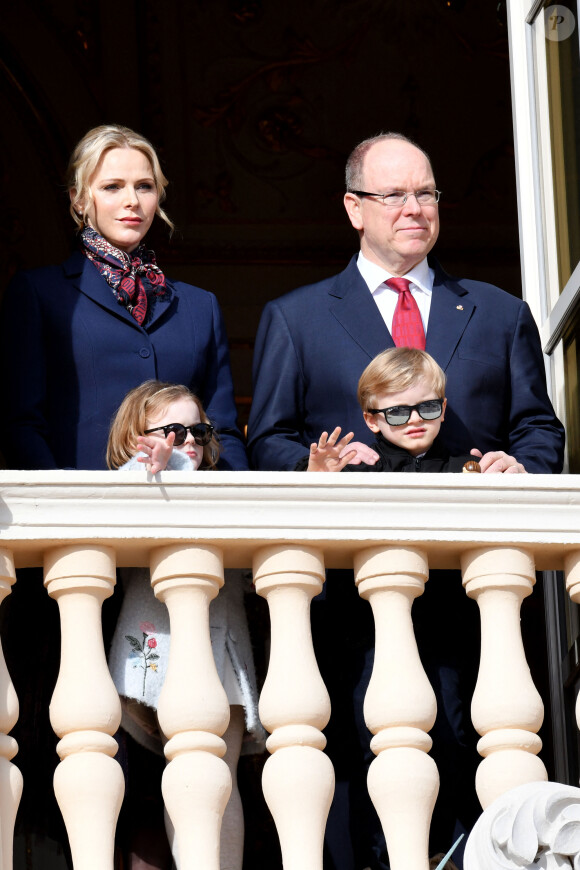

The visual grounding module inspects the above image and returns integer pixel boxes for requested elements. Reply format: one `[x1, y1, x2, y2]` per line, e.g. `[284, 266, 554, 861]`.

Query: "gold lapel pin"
[456, 305, 464, 310]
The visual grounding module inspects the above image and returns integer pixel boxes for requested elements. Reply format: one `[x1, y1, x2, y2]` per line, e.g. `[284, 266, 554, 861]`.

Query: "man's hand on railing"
[339, 440, 380, 465]
[470, 448, 527, 474]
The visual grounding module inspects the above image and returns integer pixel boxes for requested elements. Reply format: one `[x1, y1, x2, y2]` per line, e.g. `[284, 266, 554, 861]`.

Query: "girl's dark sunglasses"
[144, 422, 214, 446]
[367, 399, 444, 426]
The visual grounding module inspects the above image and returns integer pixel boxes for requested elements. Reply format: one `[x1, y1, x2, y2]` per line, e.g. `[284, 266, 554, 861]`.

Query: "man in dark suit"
[247, 133, 563, 474]
[247, 133, 564, 870]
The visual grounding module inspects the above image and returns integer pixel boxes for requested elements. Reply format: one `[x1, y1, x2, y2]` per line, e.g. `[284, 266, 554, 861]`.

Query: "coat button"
[139, 348, 151, 358]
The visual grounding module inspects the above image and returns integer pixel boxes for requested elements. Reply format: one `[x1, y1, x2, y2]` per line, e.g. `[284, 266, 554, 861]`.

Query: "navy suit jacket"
[0, 252, 247, 471]
[247, 255, 564, 473]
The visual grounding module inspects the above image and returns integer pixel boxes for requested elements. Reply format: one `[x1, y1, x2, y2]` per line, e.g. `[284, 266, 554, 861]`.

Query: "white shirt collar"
[357, 252, 433, 296]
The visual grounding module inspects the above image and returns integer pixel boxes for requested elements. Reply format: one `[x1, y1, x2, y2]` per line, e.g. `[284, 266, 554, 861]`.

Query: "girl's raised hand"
[136, 431, 175, 474]
[307, 427, 356, 472]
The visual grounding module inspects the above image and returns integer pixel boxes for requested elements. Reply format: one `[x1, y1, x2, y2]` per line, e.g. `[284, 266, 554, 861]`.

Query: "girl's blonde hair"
[357, 347, 446, 411]
[107, 381, 220, 470]
[66, 124, 174, 232]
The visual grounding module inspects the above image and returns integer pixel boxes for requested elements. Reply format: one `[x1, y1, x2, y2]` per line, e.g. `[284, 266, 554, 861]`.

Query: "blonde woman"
[0, 126, 250, 870]
[1, 123, 246, 471]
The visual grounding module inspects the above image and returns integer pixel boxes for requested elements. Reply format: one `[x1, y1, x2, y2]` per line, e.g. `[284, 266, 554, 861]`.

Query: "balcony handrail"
[0, 470, 579, 569]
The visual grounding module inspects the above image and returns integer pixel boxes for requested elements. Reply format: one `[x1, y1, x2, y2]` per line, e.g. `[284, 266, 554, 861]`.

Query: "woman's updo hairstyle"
[66, 124, 173, 232]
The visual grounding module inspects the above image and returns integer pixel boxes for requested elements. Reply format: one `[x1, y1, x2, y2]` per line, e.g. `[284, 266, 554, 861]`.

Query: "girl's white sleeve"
[119, 451, 195, 471]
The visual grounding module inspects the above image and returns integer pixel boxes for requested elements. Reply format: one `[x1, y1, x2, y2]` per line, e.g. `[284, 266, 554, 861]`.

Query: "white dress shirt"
[356, 252, 434, 334]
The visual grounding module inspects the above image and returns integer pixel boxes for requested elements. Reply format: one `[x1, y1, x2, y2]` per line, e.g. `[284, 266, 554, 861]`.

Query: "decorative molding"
[464, 780, 580, 868]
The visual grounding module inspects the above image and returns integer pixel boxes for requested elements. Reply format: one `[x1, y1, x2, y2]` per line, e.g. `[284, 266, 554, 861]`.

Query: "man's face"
[344, 140, 440, 275]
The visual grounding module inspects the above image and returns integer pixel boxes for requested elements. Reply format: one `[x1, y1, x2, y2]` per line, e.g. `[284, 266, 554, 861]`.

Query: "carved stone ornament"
[464, 781, 580, 869]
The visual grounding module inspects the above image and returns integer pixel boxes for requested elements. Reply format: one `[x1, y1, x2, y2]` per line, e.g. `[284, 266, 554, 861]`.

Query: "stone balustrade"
[0, 470, 579, 870]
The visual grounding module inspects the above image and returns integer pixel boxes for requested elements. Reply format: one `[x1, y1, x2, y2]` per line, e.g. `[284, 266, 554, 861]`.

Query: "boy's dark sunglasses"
[367, 399, 444, 426]
[144, 422, 214, 446]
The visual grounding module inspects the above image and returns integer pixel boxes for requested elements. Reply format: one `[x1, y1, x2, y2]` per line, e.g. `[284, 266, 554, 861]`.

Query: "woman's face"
[83, 147, 158, 253]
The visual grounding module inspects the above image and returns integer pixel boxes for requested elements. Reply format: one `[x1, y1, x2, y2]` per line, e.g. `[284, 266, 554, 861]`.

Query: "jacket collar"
[62, 250, 174, 330]
[328, 256, 394, 361]
[374, 432, 450, 464]
[327, 254, 475, 374]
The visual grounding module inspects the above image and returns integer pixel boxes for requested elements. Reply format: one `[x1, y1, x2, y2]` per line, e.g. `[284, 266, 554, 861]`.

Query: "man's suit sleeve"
[247, 300, 310, 470]
[507, 301, 565, 473]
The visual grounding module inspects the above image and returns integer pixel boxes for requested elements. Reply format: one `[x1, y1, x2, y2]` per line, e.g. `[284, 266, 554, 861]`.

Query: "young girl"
[107, 380, 264, 870]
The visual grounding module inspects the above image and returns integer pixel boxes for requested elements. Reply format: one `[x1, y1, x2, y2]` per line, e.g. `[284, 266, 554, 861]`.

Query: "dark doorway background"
[0, 0, 520, 432]
[0, 2, 535, 868]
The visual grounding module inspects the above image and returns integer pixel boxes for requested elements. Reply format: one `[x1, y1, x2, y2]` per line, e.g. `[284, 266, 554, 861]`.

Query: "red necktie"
[387, 277, 426, 350]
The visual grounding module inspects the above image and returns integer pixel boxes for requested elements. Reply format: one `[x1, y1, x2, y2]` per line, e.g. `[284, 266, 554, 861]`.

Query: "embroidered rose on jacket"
[125, 623, 160, 696]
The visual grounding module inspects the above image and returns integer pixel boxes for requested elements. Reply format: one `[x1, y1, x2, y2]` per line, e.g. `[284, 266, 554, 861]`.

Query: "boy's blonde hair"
[67, 124, 173, 232]
[107, 380, 220, 470]
[357, 347, 446, 411]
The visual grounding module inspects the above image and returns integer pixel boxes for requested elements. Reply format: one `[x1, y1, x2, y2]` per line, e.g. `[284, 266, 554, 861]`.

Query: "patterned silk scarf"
[79, 226, 167, 325]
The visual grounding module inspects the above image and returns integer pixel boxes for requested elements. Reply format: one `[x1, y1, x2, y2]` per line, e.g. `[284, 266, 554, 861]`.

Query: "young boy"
[306, 347, 501, 474]
[306, 347, 496, 867]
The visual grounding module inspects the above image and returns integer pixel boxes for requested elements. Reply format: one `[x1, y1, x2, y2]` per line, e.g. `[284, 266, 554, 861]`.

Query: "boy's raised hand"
[136, 431, 176, 474]
[307, 427, 356, 472]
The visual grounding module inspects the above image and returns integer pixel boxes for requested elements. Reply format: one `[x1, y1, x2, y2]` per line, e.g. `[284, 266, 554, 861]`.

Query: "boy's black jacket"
[340, 433, 476, 473]
[295, 433, 478, 472]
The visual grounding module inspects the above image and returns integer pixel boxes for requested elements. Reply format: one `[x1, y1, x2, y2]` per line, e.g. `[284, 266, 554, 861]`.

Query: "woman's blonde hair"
[66, 124, 174, 232]
[107, 380, 220, 470]
[357, 347, 446, 411]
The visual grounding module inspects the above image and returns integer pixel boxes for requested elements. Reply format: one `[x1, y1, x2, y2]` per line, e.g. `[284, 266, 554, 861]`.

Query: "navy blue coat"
[0, 252, 247, 470]
[248, 256, 564, 473]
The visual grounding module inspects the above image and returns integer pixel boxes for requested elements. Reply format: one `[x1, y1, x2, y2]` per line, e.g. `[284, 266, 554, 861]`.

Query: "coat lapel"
[328, 257, 394, 361]
[62, 252, 174, 331]
[63, 252, 138, 322]
[326, 256, 476, 370]
[425, 261, 475, 372]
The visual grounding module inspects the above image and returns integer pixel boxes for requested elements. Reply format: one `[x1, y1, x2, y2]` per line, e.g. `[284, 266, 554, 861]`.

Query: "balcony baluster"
[354, 545, 439, 870]
[44, 545, 124, 870]
[152, 544, 231, 870]
[253, 545, 334, 870]
[461, 547, 547, 809]
[0, 548, 22, 870]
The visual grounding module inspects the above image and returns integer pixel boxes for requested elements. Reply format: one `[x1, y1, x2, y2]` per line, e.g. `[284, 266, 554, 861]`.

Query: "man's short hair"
[345, 132, 433, 191]
[357, 347, 446, 411]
